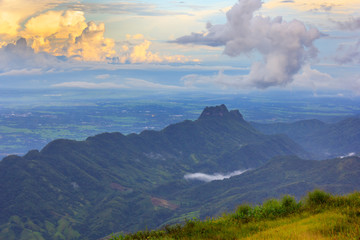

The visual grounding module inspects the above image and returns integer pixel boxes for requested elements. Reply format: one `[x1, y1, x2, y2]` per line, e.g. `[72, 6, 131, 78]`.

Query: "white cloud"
[52, 81, 127, 89]
[334, 17, 360, 31]
[67, 2, 192, 16]
[174, 0, 321, 89]
[52, 78, 184, 90]
[95, 74, 110, 79]
[181, 71, 250, 89]
[0, 68, 44, 76]
[291, 65, 360, 94]
[335, 40, 360, 64]
[340, 152, 357, 158]
[124, 77, 184, 90]
[181, 64, 360, 94]
[292, 65, 336, 90]
[184, 169, 248, 182]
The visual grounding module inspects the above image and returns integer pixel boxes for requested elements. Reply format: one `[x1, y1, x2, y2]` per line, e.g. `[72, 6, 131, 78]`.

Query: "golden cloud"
[0, 1, 198, 63]
[67, 21, 116, 61]
[19, 10, 115, 61]
[0, 0, 68, 38]
[119, 34, 199, 64]
[24, 10, 86, 39]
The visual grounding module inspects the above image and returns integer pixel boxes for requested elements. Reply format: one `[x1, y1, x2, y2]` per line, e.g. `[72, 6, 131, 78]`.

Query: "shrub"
[305, 189, 331, 207]
[261, 199, 282, 218]
[233, 195, 302, 222]
[281, 195, 301, 214]
[234, 204, 252, 220]
[347, 192, 360, 207]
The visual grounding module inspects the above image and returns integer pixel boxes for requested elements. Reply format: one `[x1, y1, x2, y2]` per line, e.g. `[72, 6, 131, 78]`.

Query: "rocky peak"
[198, 104, 244, 121]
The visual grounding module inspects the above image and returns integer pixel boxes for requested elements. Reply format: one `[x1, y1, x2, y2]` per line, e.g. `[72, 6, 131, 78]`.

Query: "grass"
[110, 190, 360, 240]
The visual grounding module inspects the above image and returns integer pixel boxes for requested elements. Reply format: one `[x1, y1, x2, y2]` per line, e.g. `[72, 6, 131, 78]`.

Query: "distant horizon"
[1, 92, 360, 158]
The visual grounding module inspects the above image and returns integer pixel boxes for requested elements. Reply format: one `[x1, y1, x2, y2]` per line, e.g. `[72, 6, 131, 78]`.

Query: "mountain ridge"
[1, 104, 358, 239]
[251, 116, 360, 159]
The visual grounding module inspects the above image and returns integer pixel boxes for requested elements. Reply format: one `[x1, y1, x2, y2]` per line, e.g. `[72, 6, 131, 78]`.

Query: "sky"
[0, 0, 360, 95]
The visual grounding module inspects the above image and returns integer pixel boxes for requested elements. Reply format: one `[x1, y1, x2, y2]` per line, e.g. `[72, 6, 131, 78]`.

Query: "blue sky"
[0, 0, 359, 95]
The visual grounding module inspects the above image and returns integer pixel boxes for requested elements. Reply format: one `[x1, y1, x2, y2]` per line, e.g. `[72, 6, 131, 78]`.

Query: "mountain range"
[1, 104, 359, 240]
[251, 117, 360, 159]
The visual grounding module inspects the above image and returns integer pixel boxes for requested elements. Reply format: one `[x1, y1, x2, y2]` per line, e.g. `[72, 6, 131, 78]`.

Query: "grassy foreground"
[110, 190, 360, 240]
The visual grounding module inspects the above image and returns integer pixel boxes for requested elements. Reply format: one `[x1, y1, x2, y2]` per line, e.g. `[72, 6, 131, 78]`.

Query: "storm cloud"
[174, 0, 321, 88]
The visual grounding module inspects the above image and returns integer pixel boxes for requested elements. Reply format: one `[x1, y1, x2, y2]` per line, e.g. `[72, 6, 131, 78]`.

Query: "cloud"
[291, 65, 360, 94]
[264, 0, 358, 13]
[292, 65, 336, 89]
[52, 78, 184, 90]
[333, 18, 360, 66]
[184, 170, 248, 182]
[52, 81, 127, 89]
[0, 0, 70, 39]
[24, 10, 86, 40]
[69, 21, 116, 61]
[181, 64, 360, 93]
[124, 78, 184, 90]
[173, 0, 321, 89]
[335, 40, 360, 64]
[340, 152, 357, 158]
[96, 74, 110, 79]
[181, 71, 250, 89]
[22, 10, 116, 62]
[0, 4, 194, 64]
[0, 38, 60, 71]
[68, 2, 191, 16]
[334, 17, 360, 31]
[118, 34, 199, 64]
[0, 68, 44, 76]
[311, 4, 335, 12]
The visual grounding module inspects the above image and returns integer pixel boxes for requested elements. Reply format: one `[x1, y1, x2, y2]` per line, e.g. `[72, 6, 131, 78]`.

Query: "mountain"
[251, 117, 360, 159]
[165, 155, 360, 220]
[0, 104, 309, 239]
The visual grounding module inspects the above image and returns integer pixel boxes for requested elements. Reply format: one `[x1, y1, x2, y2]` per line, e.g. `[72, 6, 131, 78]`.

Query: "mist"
[184, 169, 248, 182]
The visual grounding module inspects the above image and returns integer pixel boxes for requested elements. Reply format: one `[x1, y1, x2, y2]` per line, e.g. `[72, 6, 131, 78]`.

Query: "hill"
[0, 105, 308, 239]
[110, 190, 360, 240]
[169, 155, 360, 219]
[251, 117, 360, 159]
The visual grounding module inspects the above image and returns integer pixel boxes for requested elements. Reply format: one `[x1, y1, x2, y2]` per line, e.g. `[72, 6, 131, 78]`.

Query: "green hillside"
[1, 105, 360, 239]
[111, 190, 360, 240]
[251, 117, 360, 159]
[152, 155, 360, 222]
[0, 105, 309, 239]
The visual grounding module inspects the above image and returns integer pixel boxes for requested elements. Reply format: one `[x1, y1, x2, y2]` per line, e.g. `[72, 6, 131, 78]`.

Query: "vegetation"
[252, 117, 360, 159]
[1, 105, 359, 239]
[110, 190, 360, 240]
